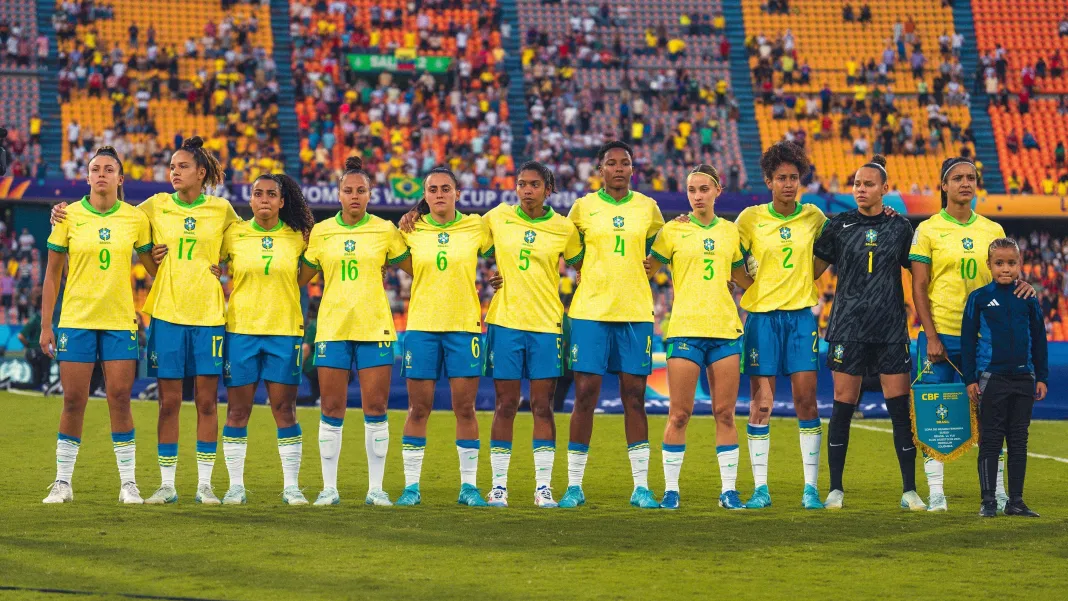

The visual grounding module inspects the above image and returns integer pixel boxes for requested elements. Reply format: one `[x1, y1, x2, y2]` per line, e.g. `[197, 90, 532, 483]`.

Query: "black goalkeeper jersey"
[813, 210, 913, 344]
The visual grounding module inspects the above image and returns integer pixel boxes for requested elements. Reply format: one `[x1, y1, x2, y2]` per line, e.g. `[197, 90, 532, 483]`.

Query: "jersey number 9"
[99, 248, 111, 270]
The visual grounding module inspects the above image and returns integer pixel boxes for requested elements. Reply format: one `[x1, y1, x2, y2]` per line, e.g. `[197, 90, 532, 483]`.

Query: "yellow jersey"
[650, 216, 745, 339]
[483, 204, 584, 334]
[402, 212, 492, 334]
[302, 212, 410, 342]
[736, 202, 826, 313]
[139, 192, 241, 326]
[567, 189, 665, 322]
[46, 198, 152, 331]
[221, 220, 308, 336]
[909, 209, 1005, 336]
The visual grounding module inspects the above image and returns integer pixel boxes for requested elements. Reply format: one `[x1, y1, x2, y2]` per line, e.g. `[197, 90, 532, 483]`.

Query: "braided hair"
[517, 160, 556, 195]
[416, 166, 461, 215]
[252, 173, 315, 237]
[177, 136, 224, 190]
[89, 145, 125, 200]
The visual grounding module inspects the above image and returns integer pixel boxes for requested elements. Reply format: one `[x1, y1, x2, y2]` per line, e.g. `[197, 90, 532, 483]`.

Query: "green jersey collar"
[939, 208, 977, 226]
[688, 213, 719, 229]
[516, 204, 555, 223]
[425, 211, 464, 228]
[597, 188, 634, 205]
[767, 201, 803, 220]
[80, 196, 122, 217]
[171, 192, 207, 209]
[335, 211, 370, 229]
[251, 219, 285, 232]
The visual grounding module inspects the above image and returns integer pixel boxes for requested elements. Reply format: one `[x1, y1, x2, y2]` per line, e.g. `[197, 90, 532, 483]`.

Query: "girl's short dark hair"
[517, 160, 556, 194]
[987, 237, 1020, 259]
[760, 141, 809, 181]
[596, 140, 633, 164]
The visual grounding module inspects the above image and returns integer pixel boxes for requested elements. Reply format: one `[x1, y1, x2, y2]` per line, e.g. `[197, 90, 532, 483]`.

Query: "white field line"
[850, 422, 1068, 464]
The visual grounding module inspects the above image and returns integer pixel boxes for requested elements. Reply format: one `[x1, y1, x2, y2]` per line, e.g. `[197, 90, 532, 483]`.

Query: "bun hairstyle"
[416, 166, 461, 215]
[253, 173, 315, 236]
[938, 156, 978, 208]
[859, 154, 888, 183]
[760, 140, 810, 181]
[177, 135, 224, 190]
[517, 160, 556, 194]
[687, 163, 721, 188]
[89, 145, 125, 200]
[339, 155, 371, 188]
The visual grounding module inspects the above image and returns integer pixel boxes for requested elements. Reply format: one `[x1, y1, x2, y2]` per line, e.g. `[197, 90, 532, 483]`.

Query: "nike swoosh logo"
[641, 361, 650, 367]
[291, 370, 301, 376]
[75, 221, 87, 226]
[589, 211, 601, 216]
[829, 443, 843, 447]
[808, 451, 819, 455]
[380, 351, 392, 357]
[681, 233, 693, 238]
[727, 463, 737, 467]
[127, 345, 137, 351]
[755, 452, 766, 456]
[842, 223, 858, 228]
[505, 220, 516, 225]
[470, 362, 480, 368]
[162, 209, 172, 214]
[757, 224, 768, 228]
[374, 438, 388, 442]
[214, 360, 223, 367]
[940, 233, 952, 238]
[902, 447, 915, 452]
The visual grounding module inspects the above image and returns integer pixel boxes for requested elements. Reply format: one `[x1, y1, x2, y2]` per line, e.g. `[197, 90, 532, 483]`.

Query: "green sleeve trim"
[732, 258, 746, 268]
[300, 255, 319, 269]
[908, 254, 932, 265]
[388, 249, 411, 265]
[645, 237, 656, 255]
[135, 243, 153, 254]
[480, 245, 495, 258]
[650, 249, 671, 264]
[739, 243, 750, 256]
[47, 243, 67, 253]
[565, 248, 585, 266]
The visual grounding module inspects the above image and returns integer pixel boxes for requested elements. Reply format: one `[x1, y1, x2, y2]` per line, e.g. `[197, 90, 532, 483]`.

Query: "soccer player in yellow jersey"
[559, 141, 666, 510]
[299, 157, 410, 507]
[480, 162, 584, 508]
[395, 167, 493, 507]
[645, 165, 752, 511]
[40, 147, 156, 504]
[733, 142, 827, 510]
[910, 157, 1033, 513]
[217, 174, 316, 506]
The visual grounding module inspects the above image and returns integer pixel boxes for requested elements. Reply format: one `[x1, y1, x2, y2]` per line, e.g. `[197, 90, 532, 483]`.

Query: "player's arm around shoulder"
[646, 223, 674, 278]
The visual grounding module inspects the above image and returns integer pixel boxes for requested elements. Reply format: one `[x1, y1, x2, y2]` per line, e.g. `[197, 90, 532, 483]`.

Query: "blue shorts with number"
[315, 340, 396, 372]
[147, 318, 225, 379]
[568, 319, 653, 376]
[224, 333, 303, 387]
[484, 324, 563, 380]
[402, 331, 483, 380]
[742, 309, 819, 376]
[666, 336, 742, 367]
[916, 331, 962, 384]
[55, 328, 138, 363]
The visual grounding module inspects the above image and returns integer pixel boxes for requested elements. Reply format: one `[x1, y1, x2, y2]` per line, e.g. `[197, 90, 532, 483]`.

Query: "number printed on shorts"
[211, 335, 224, 358]
[470, 337, 480, 358]
[781, 246, 794, 269]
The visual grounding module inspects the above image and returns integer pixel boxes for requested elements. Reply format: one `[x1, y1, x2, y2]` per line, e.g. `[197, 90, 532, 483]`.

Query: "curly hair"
[253, 173, 315, 236]
[759, 141, 809, 182]
[517, 160, 556, 194]
[176, 135, 224, 190]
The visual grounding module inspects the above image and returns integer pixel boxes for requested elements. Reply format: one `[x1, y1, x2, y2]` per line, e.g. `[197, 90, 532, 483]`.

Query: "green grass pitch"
[1, 392, 1066, 601]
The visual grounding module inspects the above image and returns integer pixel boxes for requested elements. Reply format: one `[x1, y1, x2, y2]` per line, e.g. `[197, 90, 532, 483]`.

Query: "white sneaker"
[900, 490, 928, 511]
[928, 492, 948, 512]
[282, 486, 309, 505]
[823, 489, 844, 509]
[144, 484, 178, 504]
[364, 489, 393, 506]
[534, 485, 558, 508]
[222, 485, 247, 505]
[118, 481, 143, 504]
[43, 481, 73, 504]
[195, 483, 221, 505]
[486, 486, 508, 507]
[314, 487, 341, 506]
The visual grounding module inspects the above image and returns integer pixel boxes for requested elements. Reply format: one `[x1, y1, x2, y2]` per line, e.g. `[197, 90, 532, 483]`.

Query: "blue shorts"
[742, 309, 819, 376]
[315, 340, 396, 372]
[147, 318, 225, 379]
[402, 331, 483, 380]
[568, 319, 654, 376]
[55, 328, 138, 363]
[666, 336, 742, 367]
[916, 331, 963, 384]
[224, 333, 303, 387]
[484, 324, 563, 381]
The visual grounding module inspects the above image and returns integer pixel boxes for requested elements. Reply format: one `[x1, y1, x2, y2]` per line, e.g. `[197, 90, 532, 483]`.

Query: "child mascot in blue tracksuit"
[961, 237, 1048, 518]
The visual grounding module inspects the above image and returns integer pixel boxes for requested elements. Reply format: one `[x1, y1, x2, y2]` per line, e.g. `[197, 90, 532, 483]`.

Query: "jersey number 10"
[960, 258, 978, 280]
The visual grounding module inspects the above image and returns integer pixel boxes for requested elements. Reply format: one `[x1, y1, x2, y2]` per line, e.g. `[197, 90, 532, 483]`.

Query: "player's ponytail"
[179, 135, 224, 190]
[416, 166, 460, 215]
[89, 145, 125, 200]
[518, 160, 556, 194]
[861, 154, 888, 183]
[255, 173, 315, 237]
[339, 155, 371, 189]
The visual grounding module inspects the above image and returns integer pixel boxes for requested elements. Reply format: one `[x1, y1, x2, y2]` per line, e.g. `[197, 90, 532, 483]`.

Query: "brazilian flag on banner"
[390, 175, 423, 200]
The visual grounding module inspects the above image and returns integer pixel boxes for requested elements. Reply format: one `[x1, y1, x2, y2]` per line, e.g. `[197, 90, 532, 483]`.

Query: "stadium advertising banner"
[346, 53, 452, 73]
[974, 194, 1068, 217]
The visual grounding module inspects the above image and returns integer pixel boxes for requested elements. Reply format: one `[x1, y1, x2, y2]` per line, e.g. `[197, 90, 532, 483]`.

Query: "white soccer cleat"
[486, 486, 508, 507]
[144, 484, 178, 504]
[118, 481, 144, 504]
[823, 489, 844, 509]
[222, 485, 247, 505]
[314, 488, 341, 506]
[534, 486, 558, 508]
[900, 490, 928, 511]
[195, 483, 221, 505]
[928, 493, 948, 512]
[364, 489, 393, 506]
[282, 486, 309, 505]
[43, 481, 73, 504]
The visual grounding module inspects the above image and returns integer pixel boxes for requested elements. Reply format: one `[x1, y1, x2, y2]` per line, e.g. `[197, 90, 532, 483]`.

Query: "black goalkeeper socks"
[885, 395, 917, 493]
[827, 401, 856, 492]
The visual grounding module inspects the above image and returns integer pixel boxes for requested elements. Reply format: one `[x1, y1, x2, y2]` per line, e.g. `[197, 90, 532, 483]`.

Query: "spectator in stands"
[1023, 130, 1040, 151]
[858, 4, 872, 26]
[1051, 51, 1064, 78]
[1006, 130, 1020, 154]
[16, 228, 34, 261]
[1042, 172, 1056, 195]
[1056, 142, 1066, 168]
[1007, 171, 1022, 195]
[842, 3, 855, 22]
[853, 132, 869, 156]
[1018, 89, 1031, 115]
[1060, 16, 1068, 37]
[1021, 178, 1034, 195]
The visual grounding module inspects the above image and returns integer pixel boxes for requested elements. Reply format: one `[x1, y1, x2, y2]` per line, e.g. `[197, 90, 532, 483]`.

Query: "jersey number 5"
[518, 248, 531, 271]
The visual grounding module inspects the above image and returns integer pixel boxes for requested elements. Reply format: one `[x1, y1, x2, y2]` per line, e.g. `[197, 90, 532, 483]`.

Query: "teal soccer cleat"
[719, 490, 745, 510]
[629, 486, 660, 509]
[221, 485, 247, 505]
[660, 490, 680, 510]
[395, 484, 421, 506]
[558, 485, 585, 508]
[313, 488, 340, 506]
[457, 483, 489, 507]
[802, 484, 824, 510]
[745, 485, 772, 509]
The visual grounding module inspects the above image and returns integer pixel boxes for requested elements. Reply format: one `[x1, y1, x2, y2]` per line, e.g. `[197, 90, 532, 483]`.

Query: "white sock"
[799, 419, 821, 487]
[533, 439, 555, 489]
[277, 424, 302, 489]
[56, 435, 80, 483]
[318, 415, 344, 490]
[490, 440, 512, 489]
[627, 440, 650, 490]
[457, 439, 480, 486]
[662, 443, 685, 492]
[924, 453, 945, 496]
[222, 425, 248, 487]
[111, 430, 136, 484]
[158, 443, 177, 487]
[996, 448, 1007, 497]
[747, 424, 770, 488]
[717, 445, 740, 493]
[567, 442, 589, 487]
[195, 441, 216, 486]
[402, 435, 426, 487]
[364, 416, 389, 492]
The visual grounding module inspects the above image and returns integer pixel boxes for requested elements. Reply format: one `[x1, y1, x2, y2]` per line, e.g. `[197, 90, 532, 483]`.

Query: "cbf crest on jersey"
[438, 232, 450, 245]
[833, 344, 845, 362]
[865, 229, 878, 246]
[344, 239, 356, 253]
[613, 216, 625, 228]
[262, 236, 273, 250]
[98, 228, 111, 241]
[962, 237, 974, 251]
[779, 226, 791, 240]
[703, 238, 715, 252]
[524, 230, 536, 244]
[184, 217, 197, 232]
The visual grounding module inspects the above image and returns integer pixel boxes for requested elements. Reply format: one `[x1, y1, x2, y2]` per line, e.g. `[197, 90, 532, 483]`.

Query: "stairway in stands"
[951, 0, 1003, 193]
[722, 0, 763, 190]
[35, 0, 61, 178]
[268, 0, 300, 172]
[498, 0, 529, 161]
